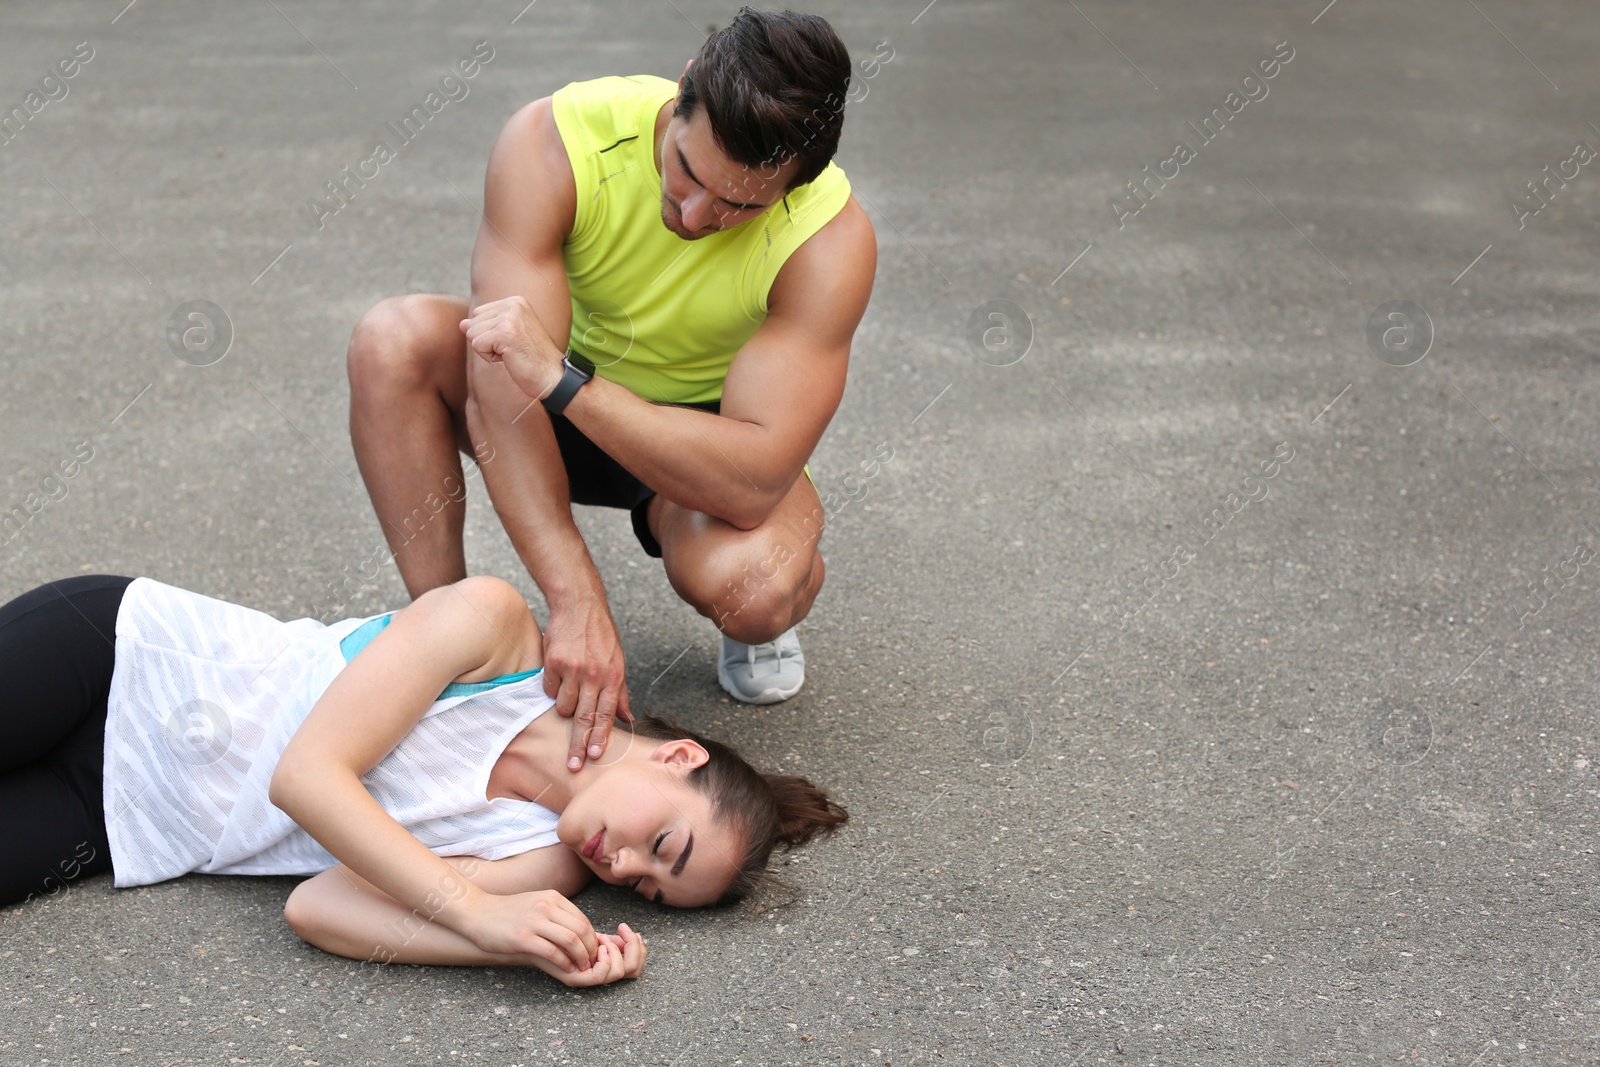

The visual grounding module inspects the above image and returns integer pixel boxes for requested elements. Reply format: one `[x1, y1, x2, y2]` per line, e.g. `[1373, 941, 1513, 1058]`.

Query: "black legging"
[0, 574, 132, 906]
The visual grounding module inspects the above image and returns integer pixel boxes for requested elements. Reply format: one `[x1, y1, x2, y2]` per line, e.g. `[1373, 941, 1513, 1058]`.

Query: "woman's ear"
[651, 738, 709, 771]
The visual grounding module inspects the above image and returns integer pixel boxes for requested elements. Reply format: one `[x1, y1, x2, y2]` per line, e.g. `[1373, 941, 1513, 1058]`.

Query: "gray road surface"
[2, 0, 1597, 1064]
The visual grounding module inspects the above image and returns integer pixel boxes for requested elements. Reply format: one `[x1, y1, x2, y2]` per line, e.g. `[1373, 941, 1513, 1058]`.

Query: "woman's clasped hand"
[461, 889, 646, 984]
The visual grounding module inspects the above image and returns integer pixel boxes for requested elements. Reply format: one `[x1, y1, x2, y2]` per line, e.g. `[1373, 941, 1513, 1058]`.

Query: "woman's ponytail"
[764, 773, 848, 850]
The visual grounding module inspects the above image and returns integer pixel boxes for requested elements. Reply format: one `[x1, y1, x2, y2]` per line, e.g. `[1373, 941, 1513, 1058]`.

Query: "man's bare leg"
[347, 293, 476, 599]
[648, 473, 828, 645]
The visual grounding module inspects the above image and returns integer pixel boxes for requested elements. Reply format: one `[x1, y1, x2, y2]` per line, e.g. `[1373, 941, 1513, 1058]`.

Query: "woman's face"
[556, 740, 743, 908]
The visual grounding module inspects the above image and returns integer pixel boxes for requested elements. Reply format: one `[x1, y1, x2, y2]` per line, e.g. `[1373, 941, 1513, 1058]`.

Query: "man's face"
[658, 104, 799, 240]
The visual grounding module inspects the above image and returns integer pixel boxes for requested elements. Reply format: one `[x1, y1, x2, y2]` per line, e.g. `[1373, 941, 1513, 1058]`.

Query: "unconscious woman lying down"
[0, 574, 846, 986]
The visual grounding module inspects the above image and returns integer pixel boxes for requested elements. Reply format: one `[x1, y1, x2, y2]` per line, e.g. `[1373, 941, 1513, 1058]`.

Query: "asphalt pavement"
[2, 1, 1597, 1064]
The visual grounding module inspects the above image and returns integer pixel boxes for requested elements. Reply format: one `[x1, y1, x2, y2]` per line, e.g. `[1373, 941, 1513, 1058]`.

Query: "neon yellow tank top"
[550, 75, 852, 405]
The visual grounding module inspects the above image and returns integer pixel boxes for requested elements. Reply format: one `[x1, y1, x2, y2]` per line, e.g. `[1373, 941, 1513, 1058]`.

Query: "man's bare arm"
[463, 97, 632, 767]
[557, 197, 878, 530]
[465, 97, 588, 597]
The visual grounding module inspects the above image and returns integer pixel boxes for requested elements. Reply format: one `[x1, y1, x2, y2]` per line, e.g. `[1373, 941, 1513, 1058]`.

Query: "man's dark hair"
[672, 7, 852, 192]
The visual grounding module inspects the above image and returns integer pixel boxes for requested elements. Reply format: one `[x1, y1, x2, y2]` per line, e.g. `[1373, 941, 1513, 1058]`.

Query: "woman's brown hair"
[629, 713, 847, 905]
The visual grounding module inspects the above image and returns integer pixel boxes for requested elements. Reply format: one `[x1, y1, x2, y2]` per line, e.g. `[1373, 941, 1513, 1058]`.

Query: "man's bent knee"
[712, 587, 791, 644]
[699, 544, 819, 644]
[347, 293, 469, 400]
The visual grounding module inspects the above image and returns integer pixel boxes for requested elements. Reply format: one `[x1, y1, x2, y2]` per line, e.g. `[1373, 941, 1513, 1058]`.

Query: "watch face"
[567, 350, 596, 377]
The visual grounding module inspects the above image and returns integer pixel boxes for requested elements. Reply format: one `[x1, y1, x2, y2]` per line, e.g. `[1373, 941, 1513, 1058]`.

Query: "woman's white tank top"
[102, 577, 562, 888]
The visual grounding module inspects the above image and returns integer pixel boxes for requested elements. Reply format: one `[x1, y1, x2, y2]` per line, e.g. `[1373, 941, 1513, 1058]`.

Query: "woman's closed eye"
[630, 834, 662, 889]
[622, 834, 671, 896]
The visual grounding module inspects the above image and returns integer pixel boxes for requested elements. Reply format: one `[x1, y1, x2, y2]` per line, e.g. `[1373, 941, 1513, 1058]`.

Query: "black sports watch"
[540, 351, 595, 415]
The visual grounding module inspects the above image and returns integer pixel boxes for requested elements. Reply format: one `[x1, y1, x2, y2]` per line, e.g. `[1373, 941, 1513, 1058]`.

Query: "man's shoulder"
[563, 73, 678, 95]
[552, 74, 676, 151]
[777, 161, 851, 229]
[754, 167, 867, 294]
[805, 192, 873, 250]
[554, 73, 677, 104]
[772, 194, 875, 299]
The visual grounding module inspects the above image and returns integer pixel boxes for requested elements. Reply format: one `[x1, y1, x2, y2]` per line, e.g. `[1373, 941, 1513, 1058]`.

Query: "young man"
[346, 8, 877, 772]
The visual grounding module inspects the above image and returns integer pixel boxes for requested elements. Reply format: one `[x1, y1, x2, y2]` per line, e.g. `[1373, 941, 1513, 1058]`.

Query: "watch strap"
[540, 351, 595, 415]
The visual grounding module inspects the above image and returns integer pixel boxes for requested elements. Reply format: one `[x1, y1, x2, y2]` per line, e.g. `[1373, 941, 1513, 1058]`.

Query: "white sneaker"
[717, 627, 806, 704]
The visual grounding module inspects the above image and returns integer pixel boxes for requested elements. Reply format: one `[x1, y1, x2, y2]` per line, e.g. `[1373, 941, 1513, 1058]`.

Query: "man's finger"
[465, 315, 510, 353]
[470, 325, 501, 358]
[461, 316, 492, 346]
[566, 681, 600, 771]
[587, 690, 619, 761]
[616, 682, 634, 725]
[551, 663, 580, 721]
[565, 722, 587, 771]
[543, 663, 563, 704]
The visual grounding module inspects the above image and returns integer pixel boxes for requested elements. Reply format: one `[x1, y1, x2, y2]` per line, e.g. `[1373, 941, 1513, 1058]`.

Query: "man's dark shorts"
[548, 400, 720, 559]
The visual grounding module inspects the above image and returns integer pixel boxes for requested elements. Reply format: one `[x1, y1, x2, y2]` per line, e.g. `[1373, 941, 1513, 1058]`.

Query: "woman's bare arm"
[284, 849, 644, 984]
[281, 847, 648, 983]
[268, 576, 604, 975]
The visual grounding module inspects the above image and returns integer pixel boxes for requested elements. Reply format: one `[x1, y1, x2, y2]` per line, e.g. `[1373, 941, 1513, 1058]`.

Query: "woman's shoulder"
[383, 577, 545, 684]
